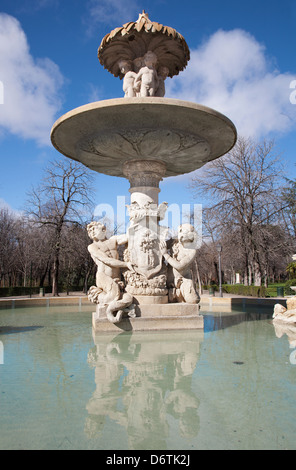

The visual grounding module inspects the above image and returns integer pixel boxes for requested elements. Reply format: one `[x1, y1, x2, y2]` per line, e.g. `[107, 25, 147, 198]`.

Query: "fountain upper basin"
[50, 97, 237, 178]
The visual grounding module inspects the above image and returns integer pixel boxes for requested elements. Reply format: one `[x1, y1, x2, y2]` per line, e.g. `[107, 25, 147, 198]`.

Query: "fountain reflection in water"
[85, 330, 203, 449]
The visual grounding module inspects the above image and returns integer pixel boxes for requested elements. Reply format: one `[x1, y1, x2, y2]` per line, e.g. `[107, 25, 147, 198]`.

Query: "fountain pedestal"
[92, 302, 203, 332]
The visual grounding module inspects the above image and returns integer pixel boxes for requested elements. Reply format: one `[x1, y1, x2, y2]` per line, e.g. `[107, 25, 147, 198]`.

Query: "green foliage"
[264, 284, 284, 297]
[286, 262, 296, 279]
[202, 284, 268, 297]
[0, 286, 51, 297]
[202, 284, 218, 292]
[0, 285, 86, 297]
[222, 284, 267, 297]
[285, 279, 296, 295]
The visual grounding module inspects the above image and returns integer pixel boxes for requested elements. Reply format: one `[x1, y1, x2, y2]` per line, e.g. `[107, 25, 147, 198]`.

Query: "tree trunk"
[243, 269, 248, 286]
[248, 263, 252, 286]
[214, 261, 219, 285]
[52, 256, 59, 296]
[192, 259, 202, 296]
[253, 260, 262, 286]
[263, 264, 269, 288]
[39, 260, 49, 288]
[83, 264, 93, 294]
[196, 262, 202, 296]
[52, 226, 62, 296]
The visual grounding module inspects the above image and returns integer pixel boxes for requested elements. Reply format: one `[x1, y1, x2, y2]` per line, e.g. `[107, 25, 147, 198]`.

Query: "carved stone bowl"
[51, 97, 237, 178]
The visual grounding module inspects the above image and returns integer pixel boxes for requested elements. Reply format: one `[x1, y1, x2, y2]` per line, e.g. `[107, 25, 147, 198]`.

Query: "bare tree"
[0, 208, 17, 286]
[190, 137, 286, 286]
[58, 223, 95, 294]
[12, 217, 54, 288]
[281, 175, 296, 242]
[26, 158, 94, 295]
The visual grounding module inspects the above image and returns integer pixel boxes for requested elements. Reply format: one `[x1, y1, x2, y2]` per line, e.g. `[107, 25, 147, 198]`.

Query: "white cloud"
[18, 0, 60, 12]
[166, 29, 296, 138]
[0, 198, 12, 211]
[87, 0, 140, 28]
[0, 198, 23, 217]
[0, 14, 64, 146]
[86, 83, 103, 103]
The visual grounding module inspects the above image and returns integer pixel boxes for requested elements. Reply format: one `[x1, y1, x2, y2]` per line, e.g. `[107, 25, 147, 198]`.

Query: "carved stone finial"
[97, 12, 190, 80]
[137, 10, 150, 22]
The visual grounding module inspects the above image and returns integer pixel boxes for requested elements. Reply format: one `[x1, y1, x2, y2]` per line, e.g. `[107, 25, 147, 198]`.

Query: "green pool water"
[0, 304, 295, 450]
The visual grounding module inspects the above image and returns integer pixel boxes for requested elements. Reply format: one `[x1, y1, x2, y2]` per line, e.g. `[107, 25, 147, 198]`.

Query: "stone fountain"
[273, 254, 296, 325]
[51, 11, 237, 332]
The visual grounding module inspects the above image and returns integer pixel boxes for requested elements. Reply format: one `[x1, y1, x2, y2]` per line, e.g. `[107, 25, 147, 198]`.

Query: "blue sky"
[0, 0, 295, 221]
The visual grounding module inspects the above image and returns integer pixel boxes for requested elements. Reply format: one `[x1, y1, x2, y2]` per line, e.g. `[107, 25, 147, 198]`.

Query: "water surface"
[0, 305, 295, 450]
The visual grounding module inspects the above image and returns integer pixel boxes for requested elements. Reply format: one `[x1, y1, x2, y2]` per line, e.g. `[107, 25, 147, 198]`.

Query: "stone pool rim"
[0, 295, 287, 310]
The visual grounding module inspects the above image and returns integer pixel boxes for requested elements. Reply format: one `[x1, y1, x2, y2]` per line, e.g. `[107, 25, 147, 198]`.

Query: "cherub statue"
[133, 56, 144, 73]
[160, 224, 199, 304]
[87, 221, 133, 323]
[119, 59, 137, 98]
[155, 66, 169, 97]
[133, 56, 144, 96]
[134, 51, 159, 97]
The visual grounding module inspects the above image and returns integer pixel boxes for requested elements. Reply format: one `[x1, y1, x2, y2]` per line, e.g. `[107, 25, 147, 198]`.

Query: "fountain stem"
[123, 159, 166, 205]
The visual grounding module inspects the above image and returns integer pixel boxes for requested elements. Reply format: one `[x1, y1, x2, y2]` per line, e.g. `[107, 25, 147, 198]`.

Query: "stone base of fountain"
[92, 302, 203, 332]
